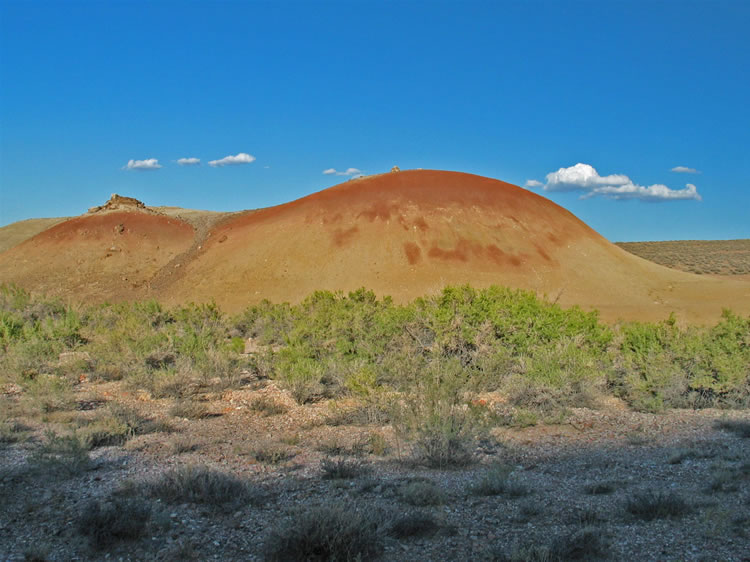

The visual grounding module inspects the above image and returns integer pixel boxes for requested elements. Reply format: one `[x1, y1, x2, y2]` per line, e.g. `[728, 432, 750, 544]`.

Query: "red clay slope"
[0, 210, 194, 302]
[1, 170, 747, 323]
[165, 169, 750, 323]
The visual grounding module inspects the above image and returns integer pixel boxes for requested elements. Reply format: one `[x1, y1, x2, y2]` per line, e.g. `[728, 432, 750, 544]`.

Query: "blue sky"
[1, 0, 748, 241]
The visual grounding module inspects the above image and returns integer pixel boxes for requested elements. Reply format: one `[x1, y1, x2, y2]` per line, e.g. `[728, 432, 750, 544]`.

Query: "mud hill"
[1, 172, 749, 323]
[0, 217, 70, 254]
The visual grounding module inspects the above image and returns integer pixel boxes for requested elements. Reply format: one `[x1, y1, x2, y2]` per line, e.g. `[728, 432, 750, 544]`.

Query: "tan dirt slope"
[0, 217, 70, 254]
[0, 209, 195, 303]
[1, 170, 748, 323]
[164, 169, 750, 323]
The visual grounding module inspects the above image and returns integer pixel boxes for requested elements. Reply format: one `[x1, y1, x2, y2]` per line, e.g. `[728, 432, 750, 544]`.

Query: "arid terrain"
[2, 372, 749, 561]
[1, 170, 749, 562]
[616, 240, 750, 277]
[1, 170, 749, 324]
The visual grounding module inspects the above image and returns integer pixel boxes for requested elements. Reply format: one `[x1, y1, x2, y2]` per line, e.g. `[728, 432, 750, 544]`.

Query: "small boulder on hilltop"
[391, 166, 400, 173]
[88, 194, 147, 214]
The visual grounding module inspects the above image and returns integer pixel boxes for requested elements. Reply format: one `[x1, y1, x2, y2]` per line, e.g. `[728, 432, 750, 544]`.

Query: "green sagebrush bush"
[2, 283, 749, 422]
[390, 357, 489, 467]
[613, 310, 750, 411]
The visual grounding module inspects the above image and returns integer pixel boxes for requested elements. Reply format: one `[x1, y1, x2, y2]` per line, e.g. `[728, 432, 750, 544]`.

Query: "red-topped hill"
[164, 169, 749, 322]
[1, 171, 748, 322]
[0, 199, 194, 301]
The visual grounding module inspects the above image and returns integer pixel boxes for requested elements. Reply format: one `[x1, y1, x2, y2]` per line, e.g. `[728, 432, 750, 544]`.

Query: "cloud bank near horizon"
[124, 158, 162, 171]
[323, 167, 362, 176]
[208, 153, 256, 167]
[526, 163, 702, 202]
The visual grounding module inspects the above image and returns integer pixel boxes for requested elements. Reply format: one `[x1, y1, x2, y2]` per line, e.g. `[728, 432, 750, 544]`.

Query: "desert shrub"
[490, 527, 608, 561]
[77, 495, 152, 549]
[232, 299, 294, 344]
[190, 348, 247, 390]
[78, 415, 131, 448]
[0, 418, 29, 445]
[668, 446, 716, 464]
[83, 300, 243, 387]
[169, 400, 209, 419]
[169, 302, 228, 360]
[391, 358, 487, 468]
[706, 468, 742, 493]
[468, 465, 529, 497]
[614, 310, 750, 410]
[573, 507, 606, 526]
[320, 457, 371, 480]
[264, 503, 383, 562]
[548, 527, 608, 560]
[515, 501, 543, 523]
[250, 395, 289, 416]
[584, 481, 617, 495]
[272, 348, 331, 404]
[144, 350, 176, 370]
[22, 373, 76, 414]
[249, 442, 295, 465]
[169, 435, 199, 454]
[29, 430, 91, 477]
[0, 291, 88, 408]
[388, 511, 440, 539]
[288, 289, 401, 363]
[399, 479, 446, 506]
[414, 285, 611, 362]
[247, 290, 409, 403]
[140, 465, 260, 507]
[502, 340, 604, 413]
[367, 431, 388, 456]
[717, 419, 750, 438]
[76, 403, 156, 448]
[83, 300, 171, 362]
[323, 394, 391, 427]
[143, 369, 197, 399]
[108, 403, 156, 433]
[625, 489, 691, 520]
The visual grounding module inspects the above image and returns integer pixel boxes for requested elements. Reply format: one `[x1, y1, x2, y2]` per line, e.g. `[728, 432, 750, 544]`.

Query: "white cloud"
[584, 182, 702, 202]
[671, 166, 700, 174]
[124, 158, 161, 171]
[208, 153, 256, 167]
[524, 179, 543, 188]
[545, 163, 629, 192]
[177, 157, 200, 166]
[541, 163, 701, 202]
[323, 167, 362, 176]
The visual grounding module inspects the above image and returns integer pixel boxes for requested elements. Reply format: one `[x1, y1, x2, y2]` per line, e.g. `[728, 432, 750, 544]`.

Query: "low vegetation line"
[1, 282, 748, 430]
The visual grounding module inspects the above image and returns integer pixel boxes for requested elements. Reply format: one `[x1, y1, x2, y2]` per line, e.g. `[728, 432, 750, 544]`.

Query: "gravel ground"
[1, 380, 749, 561]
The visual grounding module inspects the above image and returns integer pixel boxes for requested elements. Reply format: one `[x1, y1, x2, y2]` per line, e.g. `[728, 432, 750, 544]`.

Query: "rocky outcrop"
[88, 194, 148, 214]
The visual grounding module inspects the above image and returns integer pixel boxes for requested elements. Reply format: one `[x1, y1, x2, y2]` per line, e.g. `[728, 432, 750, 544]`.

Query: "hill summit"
[88, 193, 148, 214]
